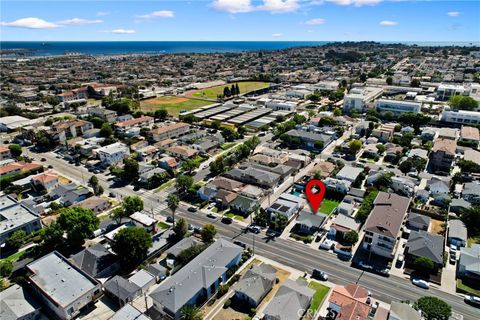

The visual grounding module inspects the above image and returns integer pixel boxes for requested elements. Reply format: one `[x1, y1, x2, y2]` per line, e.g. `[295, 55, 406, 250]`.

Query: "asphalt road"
[27, 148, 480, 319]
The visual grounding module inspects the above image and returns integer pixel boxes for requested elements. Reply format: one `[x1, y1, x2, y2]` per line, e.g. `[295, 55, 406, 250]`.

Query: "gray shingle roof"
[104, 276, 141, 302]
[406, 230, 444, 264]
[296, 211, 327, 228]
[448, 219, 468, 242]
[0, 284, 40, 320]
[71, 243, 119, 278]
[263, 279, 314, 320]
[234, 264, 276, 303]
[149, 239, 242, 315]
[459, 244, 480, 277]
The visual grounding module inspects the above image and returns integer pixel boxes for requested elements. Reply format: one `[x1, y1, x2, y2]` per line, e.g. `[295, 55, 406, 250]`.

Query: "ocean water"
[0, 41, 330, 57]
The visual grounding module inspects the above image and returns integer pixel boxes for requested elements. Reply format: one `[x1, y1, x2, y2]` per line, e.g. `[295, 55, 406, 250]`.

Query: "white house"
[94, 142, 130, 165]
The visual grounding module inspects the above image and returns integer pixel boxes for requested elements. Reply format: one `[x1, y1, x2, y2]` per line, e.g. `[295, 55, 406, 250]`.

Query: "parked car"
[166, 216, 174, 223]
[312, 269, 328, 281]
[233, 241, 247, 249]
[41, 157, 46, 162]
[411, 277, 429, 289]
[266, 230, 278, 237]
[396, 254, 404, 268]
[358, 261, 373, 271]
[449, 251, 457, 264]
[248, 225, 261, 234]
[188, 206, 198, 213]
[109, 192, 117, 198]
[207, 203, 216, 210]
[449, 244, 458, 254]
[464, 294, 480, 307]
[207, 213, 216, 219]
[374, 267, 390, 277]
[221, 216, 233, 224]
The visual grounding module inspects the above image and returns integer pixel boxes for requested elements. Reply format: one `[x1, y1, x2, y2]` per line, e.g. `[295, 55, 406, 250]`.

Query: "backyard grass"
[319, 199, 340, 215]
[155, 179, 175, 192]
[192, 81, 270, 99]
[140, 96, 212, 117]
[157, 221, 170, 230]
[224, 212, 245, 221]
[308, 281, 331, 314]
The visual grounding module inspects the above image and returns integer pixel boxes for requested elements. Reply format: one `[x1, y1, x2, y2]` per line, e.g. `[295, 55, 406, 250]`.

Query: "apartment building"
[87, 107, 117, 123]
[151, 122, 190, 142]
[0, 195, 42, 243]
[441, 107, 480, 125]
[371, 123, 397, 142]
[375, 99, 421, 115]
[343, 87, 383, 112]
[430, 139, 456, 172]
[362, 192, 410, 259]
[115, 116, 154, 132]
[437, 84, 465, 101]
[94, 142, 130, 165]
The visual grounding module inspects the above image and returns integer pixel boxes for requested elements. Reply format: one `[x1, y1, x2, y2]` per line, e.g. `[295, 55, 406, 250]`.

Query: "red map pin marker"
[305, 179, 326, 214]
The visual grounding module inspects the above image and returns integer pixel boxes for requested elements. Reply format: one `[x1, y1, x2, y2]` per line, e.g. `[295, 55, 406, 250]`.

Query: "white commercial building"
[437, 84, 465, 101]
[375, 99, 421, 115]
[440, 107, 480, 125]
[94, 142, 130, 165]
[343, 87, 383, 112]
[265, 100, 297, 112]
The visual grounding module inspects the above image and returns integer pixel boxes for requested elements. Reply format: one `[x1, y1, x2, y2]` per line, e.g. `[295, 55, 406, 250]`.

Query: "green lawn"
[1, 250, 27, 263]
[157, 222, 170, 230]
[155, 179, 175, 192]
[192, 82, 270, 99]
[140, 96, 212, 117]
[457, 278, 480, 295]
[220, 142, 236, 150]
[308, 281, 331, 314]
[224, 212, 245, 221]
[319, 199, 340, 215]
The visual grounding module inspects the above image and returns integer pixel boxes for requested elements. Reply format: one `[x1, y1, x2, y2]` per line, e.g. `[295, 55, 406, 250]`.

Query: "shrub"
[217, 284, 230, 297]
[223, 299, 231, 308]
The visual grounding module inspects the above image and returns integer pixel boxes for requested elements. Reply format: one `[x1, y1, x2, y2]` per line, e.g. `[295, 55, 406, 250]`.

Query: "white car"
[464, 294, 480, 307]
[411, 277, 429, 289]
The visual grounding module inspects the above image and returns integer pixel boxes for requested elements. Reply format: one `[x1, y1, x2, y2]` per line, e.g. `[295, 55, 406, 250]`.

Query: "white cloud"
[96, 11, 110, 17]
[379, 20, 398, 26]
[447, 11, 460, 17]
[305, 18, 326, 25]
[111, 29, 136, 34]
[258, 0, 300, 13]
[136, 10, 175, 19]
[0, 17, 59, 29]
[272, 33, 284, 37]
[57, 18, 103, 26]
[326, 0, 382, 6]
[212, 0, 254, 13]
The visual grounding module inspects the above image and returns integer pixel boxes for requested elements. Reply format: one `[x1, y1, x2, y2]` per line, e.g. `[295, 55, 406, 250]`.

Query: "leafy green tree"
[386, 77, 393, 85]
[458, 160, 480, 173]
[176, 175, 194, 194]
[244, 135, 261, 153]
[220, 127, 238, 142]
[414, 256, 435, 272]
[237, 126, 247, 136]
[209, 156, 225, 175]
[414, 296, 451, 320]
[167, 194, 180, 223]
[411, 79, 421, 87]
[253, 208, 269, 228]
[173, 217, 188, 240]
[348, 139, 362, 155]
[0, 260, 13, 278]
[223, 87, 231, 97]
[201, 224, 217, 243]
[449, 96, 478, 111]
[122, 196, 144, 216]
[154, 109, 168, 120]
[211, 120, 221, 130]
[40, 221, 63, 251]
[271, 213, 288, 231]
[8, 144, 22, 158]
[5, 230, 27, 251]
[235, 83, 240, 95]
[343, 230, 359, 246]
[460, 206, 480, 237]
[110, 207, 125, 224]
[333, 108, 342, 116]
[176, 244, 207, 266]
[360, 73, 367, 82]
[356, 191, 379, 222]
[181, 159, 199, 174]
[99, 123, 113, 137]
[112, 227, 152, 268]
[179, 304, 203, 320]
[56, 207, 99, 247]
[122, 158, 139, 181]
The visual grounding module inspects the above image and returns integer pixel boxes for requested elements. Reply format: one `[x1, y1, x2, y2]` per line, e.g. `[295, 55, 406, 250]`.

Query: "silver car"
[411, 277, 429, 289]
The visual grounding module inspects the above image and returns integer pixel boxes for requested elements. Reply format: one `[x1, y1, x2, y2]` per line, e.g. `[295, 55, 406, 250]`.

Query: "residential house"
[388, 301, 422, 320]
[327, 283, 371, 320]
[448, 219, 468, 248]
[129, 269, 156, 294]
[405, 230, 444, 271]
[0, 284, 41, 320]
[406, 213, 430, 231]
[95, 142, 130, 166]
[430, 139, 456, 173]
[372, 123, 397, 142]
[104, 275, 141, 306]
[323, 177, 351, 194]
[309, 160, 335, 179]
[87, 107, 117, 123]
[295, 210, 327, 234]
[336, 165, 363, 183]
[31, 171, 59, 192]
[407, 148, 429, 160]
[215, 189, 238, 208]
[149, 239, 243, 319]
[138, 167, 167, 185]
[464, 149, 480, 166]
[225, 167, 280, 189]
[76, 196, 110, 213]
[110, 304, 151, 320]
[438, 128, 458, 141]
[391, 176, 416, 196]
[147, 263, 168, 283]
[284, 129, 333, 151]
[234, 264, 277, 307]
[460, 126, 480, 147]
[165, 237, 201, 267]
[0, 161, 42, 179]
[0, 145, 12, 160]
[158, 156, 178, 170]
[115, 116, 154, 133]
[450, 198, 471, 214]
[130, 212, 157, 234]
[268, 194, 303, 221]
[230, 195, 258, 215]
[0, 195, 42, 243]
[462, 182, 480, 204]
[428, 178, 450, 196]
[263, 279, 314, 320]
[151, 122, 190, 142]
[27, 251, 102, 320]
[71, 243, 120, 279]
[49, 183, 90, 207]
[329, 214, 361, 239]
[362, 192, 410, 259]
[49, 119, 94, 143]
[166, 145, 197, 159]
[458, 244, 480, 281]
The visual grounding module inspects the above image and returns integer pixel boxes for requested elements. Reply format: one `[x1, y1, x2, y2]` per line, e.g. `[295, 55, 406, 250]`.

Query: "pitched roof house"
[234, 264, 277, 307]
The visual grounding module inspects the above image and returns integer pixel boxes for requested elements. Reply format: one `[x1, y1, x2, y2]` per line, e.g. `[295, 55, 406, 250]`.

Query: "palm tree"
[179, 304, 203, 320]
[167, 194, 179, 224]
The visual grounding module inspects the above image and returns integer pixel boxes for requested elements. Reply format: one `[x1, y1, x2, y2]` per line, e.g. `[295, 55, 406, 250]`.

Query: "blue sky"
[1, 1, 479, 41]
